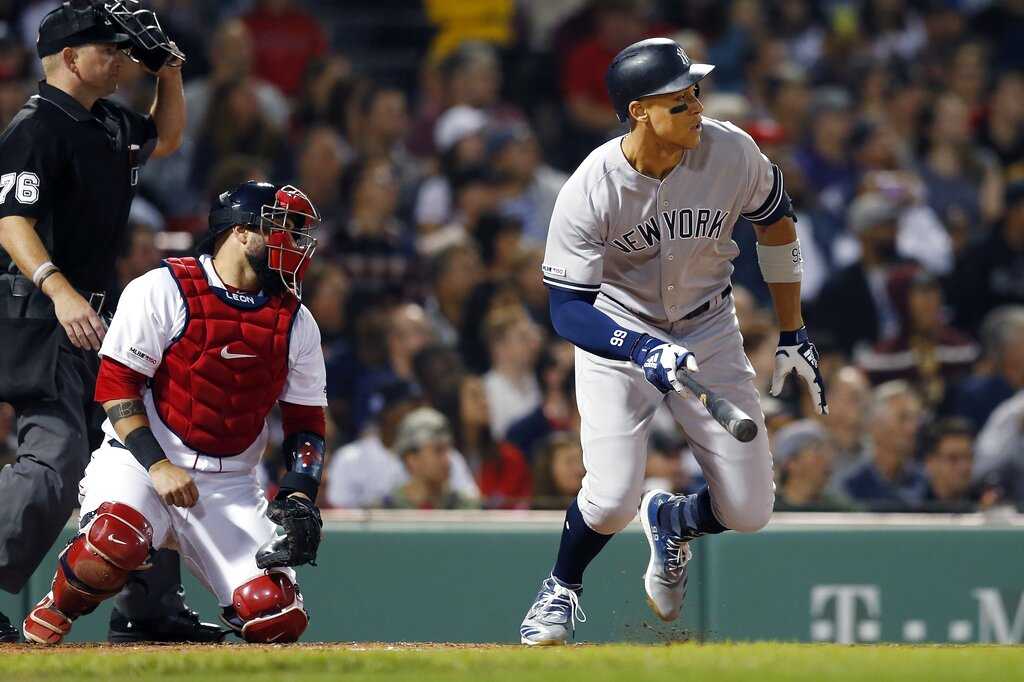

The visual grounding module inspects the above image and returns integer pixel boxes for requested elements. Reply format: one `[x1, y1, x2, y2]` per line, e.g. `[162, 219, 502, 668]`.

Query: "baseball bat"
[675, 371, 758, 443]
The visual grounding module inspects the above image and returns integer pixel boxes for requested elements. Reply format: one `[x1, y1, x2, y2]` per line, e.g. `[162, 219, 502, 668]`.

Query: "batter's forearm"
[755, 217, 804, 332]
[549, 288, 648, 362]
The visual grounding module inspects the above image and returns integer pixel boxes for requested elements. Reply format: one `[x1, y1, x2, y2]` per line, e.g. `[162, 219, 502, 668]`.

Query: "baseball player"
[22, 181, 328, 645]
[520, 38, 827, 645]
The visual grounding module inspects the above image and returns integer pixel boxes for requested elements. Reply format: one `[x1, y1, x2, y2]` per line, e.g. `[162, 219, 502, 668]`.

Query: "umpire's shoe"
[0, 609, 20, 642]
[108, 606, 228, 644]
[640, 489, 693, 622]
[519, 575, 587, 646]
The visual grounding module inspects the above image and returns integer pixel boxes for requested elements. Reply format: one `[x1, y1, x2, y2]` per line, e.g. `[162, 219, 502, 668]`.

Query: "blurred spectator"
[837, 381, 928, 509]
[812, 192, 906, 355]
[794, 88, 854, 201]
[455, 375, 532, 508]
[0, 78, 28, 131]
[483, 306, 544, 439]
[242, 0, 328, 97]
[977, 70, 1024, 183]
[773, 420, 854, 511]
[294, 126, 349, 243]
[920, 417, 995, 512]
[385, 406, 481, 509]
[182, 18, 289, 140]
[489, 123, 568, 245]
[561, 0, 649, 142]
[335, 158, 417, 303]
[115, 223, 162, 294]
[325, 386, 479, 508]
[948, 306, 1024, 430]
[0, 402, 15, 468]
[423, 242, 486, 346]
[974, 389, 1024, 505]
[530, 432, 585, 510]
[643, 431, 703, 496]
[950, 181, 1024, 331]
[190, 78, 287, 196]
[815, 366, 871, 476]
[856, 269, 978, 407]
[506, 340, 577, 460]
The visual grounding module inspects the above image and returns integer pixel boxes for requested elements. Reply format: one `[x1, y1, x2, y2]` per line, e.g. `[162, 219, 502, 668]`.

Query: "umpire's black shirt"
[0, 80, 157, 293]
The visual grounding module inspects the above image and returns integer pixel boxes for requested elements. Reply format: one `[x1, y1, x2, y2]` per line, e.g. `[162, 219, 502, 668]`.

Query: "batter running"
[520, 38, 828, 645]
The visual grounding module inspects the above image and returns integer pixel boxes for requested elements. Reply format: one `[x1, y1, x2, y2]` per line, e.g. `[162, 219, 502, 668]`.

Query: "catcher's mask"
[204, 181, 321, 300]
[103, 0, 185, 71]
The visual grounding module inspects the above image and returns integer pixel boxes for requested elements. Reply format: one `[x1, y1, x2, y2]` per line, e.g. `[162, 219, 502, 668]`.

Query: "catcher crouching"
[23, 181, 328, 644]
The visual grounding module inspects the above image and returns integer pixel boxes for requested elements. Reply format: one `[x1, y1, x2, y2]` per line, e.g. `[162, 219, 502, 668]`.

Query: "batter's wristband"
[124, 427, 168, 470]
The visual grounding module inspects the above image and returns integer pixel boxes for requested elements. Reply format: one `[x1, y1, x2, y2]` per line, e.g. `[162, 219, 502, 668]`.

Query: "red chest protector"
[151, 257, 299, 456]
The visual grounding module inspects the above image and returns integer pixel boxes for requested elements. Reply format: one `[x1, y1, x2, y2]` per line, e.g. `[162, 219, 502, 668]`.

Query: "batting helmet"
[605, 38, 715, 123]
[202, 181, 321, 299]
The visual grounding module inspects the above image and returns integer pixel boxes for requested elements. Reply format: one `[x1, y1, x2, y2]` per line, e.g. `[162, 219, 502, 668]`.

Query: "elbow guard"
[278, 432, 325, 503]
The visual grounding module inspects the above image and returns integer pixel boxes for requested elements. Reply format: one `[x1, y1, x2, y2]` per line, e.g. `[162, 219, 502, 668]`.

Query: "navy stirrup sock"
[551, 500, 613, 587]
[657, 487, 728, 539]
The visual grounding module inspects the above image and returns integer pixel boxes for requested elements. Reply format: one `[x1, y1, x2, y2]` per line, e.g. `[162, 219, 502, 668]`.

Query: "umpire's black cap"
[37, 2, 131, 58]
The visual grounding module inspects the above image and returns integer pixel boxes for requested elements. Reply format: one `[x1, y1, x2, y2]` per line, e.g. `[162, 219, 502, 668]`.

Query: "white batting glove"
[770, 326, 828, 415]
[631, 335, 699, 394]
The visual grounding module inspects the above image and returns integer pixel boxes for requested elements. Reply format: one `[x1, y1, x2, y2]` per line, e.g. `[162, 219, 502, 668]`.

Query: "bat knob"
[733, 419, 758, 443]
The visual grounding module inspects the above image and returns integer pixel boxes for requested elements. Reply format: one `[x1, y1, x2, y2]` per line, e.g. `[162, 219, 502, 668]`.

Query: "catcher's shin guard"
[24, 502, 153, 645]
[229, 572, 308, 643]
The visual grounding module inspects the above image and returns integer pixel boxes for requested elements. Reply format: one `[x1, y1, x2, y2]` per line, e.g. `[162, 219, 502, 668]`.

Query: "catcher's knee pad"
[52, 501, 154, 618]
[232, 572, 308, 643]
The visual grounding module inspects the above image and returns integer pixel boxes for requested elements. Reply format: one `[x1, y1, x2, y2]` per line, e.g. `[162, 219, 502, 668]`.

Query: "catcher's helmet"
[605, 38, 715, 123]
[202, 181, 321, 299]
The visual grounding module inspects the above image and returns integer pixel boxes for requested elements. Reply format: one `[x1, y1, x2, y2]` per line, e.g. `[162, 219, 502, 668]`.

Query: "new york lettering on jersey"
[609, 207, 730, 254]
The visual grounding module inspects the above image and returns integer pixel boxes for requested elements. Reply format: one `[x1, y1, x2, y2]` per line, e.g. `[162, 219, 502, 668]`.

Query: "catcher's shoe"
[519, 575, 587, 646]
[640, 489, 692, 622]
[108, 605, 228, 643]
[0, 609, 20, 643]
[23, 593, 72, 645]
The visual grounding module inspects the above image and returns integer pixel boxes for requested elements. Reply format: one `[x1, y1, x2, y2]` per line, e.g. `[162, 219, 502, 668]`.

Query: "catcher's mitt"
[256, 495, 322, 569]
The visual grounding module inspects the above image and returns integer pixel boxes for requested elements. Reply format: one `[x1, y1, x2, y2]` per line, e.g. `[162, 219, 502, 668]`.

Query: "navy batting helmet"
[605, 38, 715, 123]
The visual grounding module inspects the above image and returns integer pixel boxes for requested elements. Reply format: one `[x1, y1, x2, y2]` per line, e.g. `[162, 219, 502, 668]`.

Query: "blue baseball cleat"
[639, 489, 692, 622]
[519, 575, 587, 646]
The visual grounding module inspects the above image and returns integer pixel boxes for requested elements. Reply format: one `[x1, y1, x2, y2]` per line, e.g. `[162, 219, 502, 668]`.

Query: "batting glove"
[770, 326, 828, 415]
[631, 334, 699, 394]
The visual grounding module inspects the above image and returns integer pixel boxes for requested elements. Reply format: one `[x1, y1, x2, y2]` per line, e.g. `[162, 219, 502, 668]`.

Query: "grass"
[1, 642, 1023, 682]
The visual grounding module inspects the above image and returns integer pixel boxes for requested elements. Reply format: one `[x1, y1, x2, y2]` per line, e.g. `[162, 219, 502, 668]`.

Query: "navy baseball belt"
[602, 284, 732, 325]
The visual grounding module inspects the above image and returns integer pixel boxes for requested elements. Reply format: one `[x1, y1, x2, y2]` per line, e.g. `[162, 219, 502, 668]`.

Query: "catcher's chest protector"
[151, 257, 298, 456]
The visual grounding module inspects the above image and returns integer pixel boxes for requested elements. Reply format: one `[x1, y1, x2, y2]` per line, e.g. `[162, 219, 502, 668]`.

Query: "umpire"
[0, 1, 221, 642]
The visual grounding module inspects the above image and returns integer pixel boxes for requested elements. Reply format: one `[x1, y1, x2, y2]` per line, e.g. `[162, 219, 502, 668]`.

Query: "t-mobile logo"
[810, 585, 881, 643]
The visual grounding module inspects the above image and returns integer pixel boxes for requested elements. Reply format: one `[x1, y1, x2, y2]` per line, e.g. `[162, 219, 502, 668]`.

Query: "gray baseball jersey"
[542, 117, 782, 323]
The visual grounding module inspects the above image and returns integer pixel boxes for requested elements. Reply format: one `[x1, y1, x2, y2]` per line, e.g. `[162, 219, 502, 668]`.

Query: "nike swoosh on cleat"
[220, 346, 258, 360]
[108, 534, 127, 545]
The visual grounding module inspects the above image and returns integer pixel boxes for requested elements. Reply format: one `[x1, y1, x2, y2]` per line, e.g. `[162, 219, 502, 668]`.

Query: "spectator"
[455, 374, 532, 508]
[506, 340, 578, 460]
[114, 222, 162, 295]
[950, 181, 1024, 331]
[335, 158, 417, 304]
[483, 306, 544, 439]
[242, 0, 328, 97]
[920, 418, 995, 512]
[773, 420, 854, 511]
[838, 381, 928, 509]
[977, 70, 1024, 182]
[488, 123, 568, 245]
[811, 192, 906, 355]
[948, 306, 1024, 429]
[423, 242, 486, 346]
[385, 407, 481, 509]
[816, 366, 871, 476]
[856, 268, 978, 406]
[974, 389, 1024, 505]
[530, 432, 585, 510]
[294, 126, 350, 246]
[325, 384, 479, 508]
[182, 18, 289, 140]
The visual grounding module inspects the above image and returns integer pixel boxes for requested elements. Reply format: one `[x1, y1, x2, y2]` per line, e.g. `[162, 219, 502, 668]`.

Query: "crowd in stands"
[2, 0, 1024, 513]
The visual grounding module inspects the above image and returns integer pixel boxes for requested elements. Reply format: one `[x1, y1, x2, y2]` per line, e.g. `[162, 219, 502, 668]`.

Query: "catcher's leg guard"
[23, 502, 153, 645]
[230, 573, 308, 643]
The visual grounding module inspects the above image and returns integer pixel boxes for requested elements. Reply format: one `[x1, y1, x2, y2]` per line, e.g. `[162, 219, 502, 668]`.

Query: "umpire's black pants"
[0, 308, 184, 619]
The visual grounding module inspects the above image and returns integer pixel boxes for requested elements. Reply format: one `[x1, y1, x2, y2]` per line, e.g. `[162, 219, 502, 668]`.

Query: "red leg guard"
[232, 573, 308, 643]
[23, 502, 153, 645]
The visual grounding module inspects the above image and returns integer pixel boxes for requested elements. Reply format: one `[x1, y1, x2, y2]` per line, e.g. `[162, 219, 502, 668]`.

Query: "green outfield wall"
[3, 512, 1022, 644]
